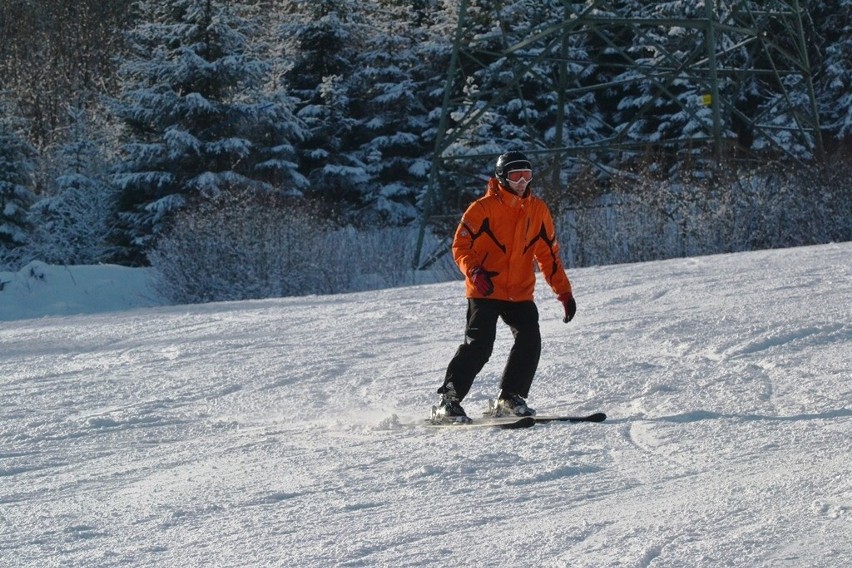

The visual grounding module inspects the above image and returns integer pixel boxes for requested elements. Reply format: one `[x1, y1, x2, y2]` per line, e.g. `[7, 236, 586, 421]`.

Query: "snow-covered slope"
[0, 260, 162, 321]
[1, 243, 850, 567]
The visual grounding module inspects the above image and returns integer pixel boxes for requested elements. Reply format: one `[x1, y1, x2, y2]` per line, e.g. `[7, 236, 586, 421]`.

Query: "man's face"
[506, 169, 532, 195]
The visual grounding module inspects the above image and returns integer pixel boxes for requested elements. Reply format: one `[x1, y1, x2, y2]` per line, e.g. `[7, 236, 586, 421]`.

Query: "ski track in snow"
[1, 243, 850, 567]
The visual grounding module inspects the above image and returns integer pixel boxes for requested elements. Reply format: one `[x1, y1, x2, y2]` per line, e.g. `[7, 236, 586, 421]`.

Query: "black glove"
[558, 293, 576, 323]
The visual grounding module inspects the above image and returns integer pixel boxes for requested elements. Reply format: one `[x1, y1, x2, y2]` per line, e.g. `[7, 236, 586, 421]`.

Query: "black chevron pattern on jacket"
[524, 222, 561, 278]
[462, 218, 506, 253]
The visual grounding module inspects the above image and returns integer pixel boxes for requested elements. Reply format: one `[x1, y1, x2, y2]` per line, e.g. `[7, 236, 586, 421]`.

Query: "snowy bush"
[150, 190, 458, 303]
[149, 191, 335, 303]
[556, 160, 852, 267]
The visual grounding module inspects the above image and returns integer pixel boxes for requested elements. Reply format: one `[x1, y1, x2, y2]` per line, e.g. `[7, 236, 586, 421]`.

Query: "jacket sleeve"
[533, 203, 572, 297]
[452, 202, 485, 278]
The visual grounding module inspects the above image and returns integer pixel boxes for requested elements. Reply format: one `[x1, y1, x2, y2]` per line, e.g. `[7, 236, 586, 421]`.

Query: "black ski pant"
[439, 298, 541, 401]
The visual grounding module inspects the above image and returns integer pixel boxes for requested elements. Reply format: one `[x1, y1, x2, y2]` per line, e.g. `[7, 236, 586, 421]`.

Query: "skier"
[434, 151, 576, 423]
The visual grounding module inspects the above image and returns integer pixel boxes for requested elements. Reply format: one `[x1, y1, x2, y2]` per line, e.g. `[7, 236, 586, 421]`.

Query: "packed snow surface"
[1, 243, 850, 567]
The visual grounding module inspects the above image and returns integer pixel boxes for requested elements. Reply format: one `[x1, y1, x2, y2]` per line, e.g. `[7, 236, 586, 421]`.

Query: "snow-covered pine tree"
[602, 1, 718, 169]
[348, 1, 434, 225]
[532, 2, 606, 148]
[440, 0, 521, 158]
[814, 0, 852, 143]
[26, 108, 117, 265]
[0, 101, 36, 270]
[278, 0, 367, 222]
[418, 0, 523, 213]
[743, 9, 815, 158]
[406, 0, 460, 224]
[721, 1, 823, 160]
[109, 0, 306, 265]
[429, 1, 605, 209]
[621, 2, 698, 140]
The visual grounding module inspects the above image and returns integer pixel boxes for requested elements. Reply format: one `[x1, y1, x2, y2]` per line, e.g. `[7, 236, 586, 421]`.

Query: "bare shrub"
[557, 156, 852, 267]
[149, 191, 344, 304]
[149, 189, 460, 303]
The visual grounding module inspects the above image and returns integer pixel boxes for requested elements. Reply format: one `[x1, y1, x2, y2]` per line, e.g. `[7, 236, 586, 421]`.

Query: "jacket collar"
[486, 177, 529, 208]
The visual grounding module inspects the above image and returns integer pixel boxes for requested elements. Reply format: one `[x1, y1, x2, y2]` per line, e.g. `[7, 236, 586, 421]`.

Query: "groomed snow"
[1, 243, 850, 566]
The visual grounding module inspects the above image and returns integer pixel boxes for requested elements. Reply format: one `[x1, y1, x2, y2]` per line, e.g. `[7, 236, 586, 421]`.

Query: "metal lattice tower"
[414, 0, 822, 269]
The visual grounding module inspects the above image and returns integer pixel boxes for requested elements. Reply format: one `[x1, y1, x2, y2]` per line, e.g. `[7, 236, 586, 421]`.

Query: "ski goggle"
[507, 169, 533, 183]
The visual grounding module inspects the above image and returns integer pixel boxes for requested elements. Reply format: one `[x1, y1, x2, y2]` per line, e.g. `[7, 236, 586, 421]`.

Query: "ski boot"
[488, 392, 536, 417]
[431, 394, 472, 424]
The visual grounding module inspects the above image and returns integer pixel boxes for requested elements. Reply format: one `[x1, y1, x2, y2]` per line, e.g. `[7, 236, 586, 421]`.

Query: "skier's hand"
[558, 293, 576, 323]
[469, 267, 494, 296]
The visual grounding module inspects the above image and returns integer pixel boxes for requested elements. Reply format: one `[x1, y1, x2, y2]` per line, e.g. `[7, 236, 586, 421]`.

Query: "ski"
[532, 412, 607, 424]
[425, 416, 536, 429]
[425, 402, 606, 429]
[484, 399, 606, 424]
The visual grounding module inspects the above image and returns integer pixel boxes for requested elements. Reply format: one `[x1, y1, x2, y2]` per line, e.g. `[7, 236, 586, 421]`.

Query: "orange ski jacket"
[452, 177, 572, 302]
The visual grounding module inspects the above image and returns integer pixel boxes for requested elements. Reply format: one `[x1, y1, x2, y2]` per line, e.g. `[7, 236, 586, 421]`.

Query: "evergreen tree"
[278, 0, 366, 221]
[442, 0, 525, 155]
[348, 1, 435, 225]
[27, 108, 117, 265]
[110, 0, 306, 264]
[0, 101, 36, 269]
[404, 0, 464, 223]
[613, 2, 700, 143]
[431, 1, 604, 206]
[600, 0, 722, 165]
[741, 0, 819, 159]
[814, 0, 852, 143]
